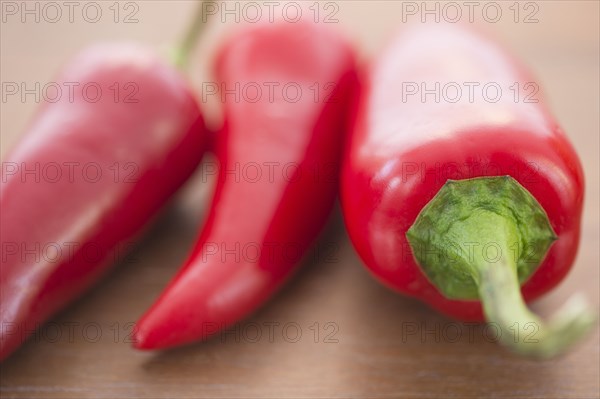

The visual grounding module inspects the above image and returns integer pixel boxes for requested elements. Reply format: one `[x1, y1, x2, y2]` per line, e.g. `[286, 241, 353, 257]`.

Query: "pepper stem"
[171, 1, 207, 70]
[461, 210, 595, 358]
[406, 176, 596, 358]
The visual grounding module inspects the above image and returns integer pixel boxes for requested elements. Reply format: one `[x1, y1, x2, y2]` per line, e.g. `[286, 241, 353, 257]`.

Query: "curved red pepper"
[133, 21, 358, 350]
[0, 43, 207, 361]
[342, 24, 586, 335]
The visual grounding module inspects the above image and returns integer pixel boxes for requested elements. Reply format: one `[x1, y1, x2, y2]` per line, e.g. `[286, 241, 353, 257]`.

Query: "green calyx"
[406, 176, 595, 358]
[406, 176, 556, 300]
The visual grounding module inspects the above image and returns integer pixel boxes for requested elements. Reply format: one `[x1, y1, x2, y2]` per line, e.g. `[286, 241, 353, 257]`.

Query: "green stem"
[172, 1, 207, 71]
[459, 210, 594, 358]
[407, 176, 596, 359]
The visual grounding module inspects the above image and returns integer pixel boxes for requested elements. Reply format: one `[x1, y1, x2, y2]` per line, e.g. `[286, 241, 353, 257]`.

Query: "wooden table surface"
[1, 1, 599, 398]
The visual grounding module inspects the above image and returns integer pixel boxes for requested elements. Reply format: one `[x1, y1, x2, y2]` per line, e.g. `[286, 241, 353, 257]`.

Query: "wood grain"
[1, 1, 599, 398]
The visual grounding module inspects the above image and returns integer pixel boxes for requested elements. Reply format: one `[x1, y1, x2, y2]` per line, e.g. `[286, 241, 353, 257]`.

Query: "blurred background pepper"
[0, 11, 210, 361]
[134, 19, 359, 350]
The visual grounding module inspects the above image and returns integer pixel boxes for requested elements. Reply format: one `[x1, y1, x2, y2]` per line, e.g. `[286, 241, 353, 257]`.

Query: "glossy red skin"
[341, 24, 584, 321]
[0, 43, 207, 361]
[134, 21, 358, 350]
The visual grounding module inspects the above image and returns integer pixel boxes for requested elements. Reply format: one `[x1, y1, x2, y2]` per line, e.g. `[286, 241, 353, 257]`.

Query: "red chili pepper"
[0, 43, 207, 361]
[341, 23, 595, 358]
[133, 20, 358, 350]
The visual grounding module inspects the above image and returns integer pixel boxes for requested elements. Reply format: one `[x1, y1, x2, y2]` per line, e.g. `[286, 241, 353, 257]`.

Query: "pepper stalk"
[406, 176, 595, 358]
[171, 1, 207, 70]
